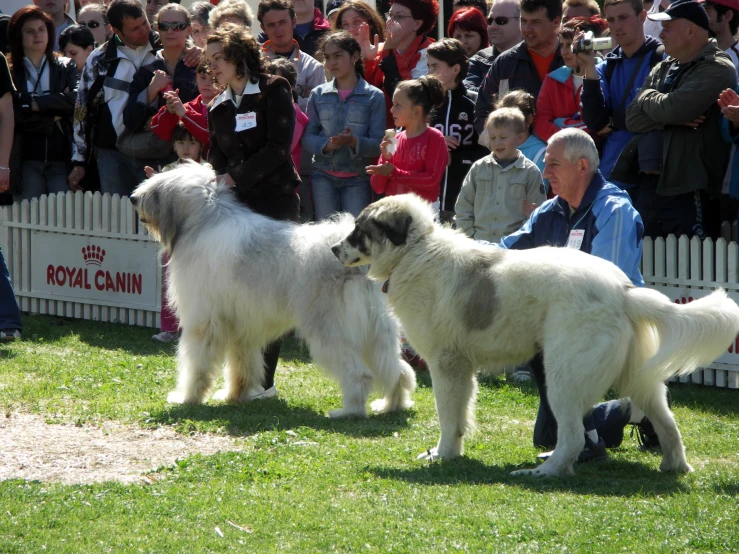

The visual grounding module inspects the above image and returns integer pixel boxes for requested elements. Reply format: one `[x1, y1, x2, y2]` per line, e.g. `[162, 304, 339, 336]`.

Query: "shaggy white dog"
[332, 194, 739, 475]
[131, 163, 415, 418]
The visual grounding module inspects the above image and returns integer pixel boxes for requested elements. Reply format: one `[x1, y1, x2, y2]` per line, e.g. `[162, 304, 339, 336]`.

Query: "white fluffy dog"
[332, 194, 739, 475]
[131, 163, 415, 418]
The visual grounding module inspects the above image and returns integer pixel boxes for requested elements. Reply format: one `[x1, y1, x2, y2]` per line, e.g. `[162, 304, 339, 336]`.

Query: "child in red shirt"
[367, 76, 449, 212]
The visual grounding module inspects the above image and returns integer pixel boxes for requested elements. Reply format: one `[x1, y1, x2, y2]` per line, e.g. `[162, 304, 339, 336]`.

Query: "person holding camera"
[473, 0, 565, 134]
[534, 16, 608, 142]
[615, 0, 736, 240]
[579, 0, 666, 200]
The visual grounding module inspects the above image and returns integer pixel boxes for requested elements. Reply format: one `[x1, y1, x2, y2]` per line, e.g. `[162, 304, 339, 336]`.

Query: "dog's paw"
[417, 447, 441, 462]
[210, 388, 233, 403]
[329, 408, 367, 419]
[660, 459, 693, 473]
[166, 391, 200, 404]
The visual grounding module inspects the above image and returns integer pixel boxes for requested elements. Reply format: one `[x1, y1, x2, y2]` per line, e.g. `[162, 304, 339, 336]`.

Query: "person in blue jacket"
[500, 128, 661, 461]
[578, 0, 665, 199]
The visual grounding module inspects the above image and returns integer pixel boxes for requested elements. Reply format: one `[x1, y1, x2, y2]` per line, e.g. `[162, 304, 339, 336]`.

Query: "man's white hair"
[548, 128, 600, 173]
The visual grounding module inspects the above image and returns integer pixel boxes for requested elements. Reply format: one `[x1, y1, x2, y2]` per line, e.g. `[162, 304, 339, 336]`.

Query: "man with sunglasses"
[473, 0, 565, 134]
[464, 0, 523, 93]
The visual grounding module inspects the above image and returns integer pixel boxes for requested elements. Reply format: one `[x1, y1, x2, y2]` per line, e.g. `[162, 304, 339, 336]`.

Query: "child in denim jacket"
[303, 31, 386, 220]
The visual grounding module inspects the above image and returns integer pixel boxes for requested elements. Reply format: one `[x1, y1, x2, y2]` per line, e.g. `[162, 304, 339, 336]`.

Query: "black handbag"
[116, 128, 173, 159]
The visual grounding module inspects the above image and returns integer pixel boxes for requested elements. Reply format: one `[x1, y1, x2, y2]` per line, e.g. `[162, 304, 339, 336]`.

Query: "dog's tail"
[625, 287, 739, 381]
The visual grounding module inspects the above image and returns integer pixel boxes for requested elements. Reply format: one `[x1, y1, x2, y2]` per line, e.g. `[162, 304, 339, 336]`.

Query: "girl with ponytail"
[303, 31, 386, 219]
[366, 75, 448, 211]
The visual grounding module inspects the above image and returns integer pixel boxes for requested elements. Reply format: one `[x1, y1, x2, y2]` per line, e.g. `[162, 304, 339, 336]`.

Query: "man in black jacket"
[474, 0, 564, 133]
[464, 0, 523, 92]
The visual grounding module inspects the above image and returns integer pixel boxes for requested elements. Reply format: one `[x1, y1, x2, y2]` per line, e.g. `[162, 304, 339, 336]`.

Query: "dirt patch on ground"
[0, 412, 246, 485]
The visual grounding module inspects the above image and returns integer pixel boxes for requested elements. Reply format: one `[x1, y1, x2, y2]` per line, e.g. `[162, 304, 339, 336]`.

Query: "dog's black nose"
[331, 245, 340, 257]
[130, 196, 138, 207]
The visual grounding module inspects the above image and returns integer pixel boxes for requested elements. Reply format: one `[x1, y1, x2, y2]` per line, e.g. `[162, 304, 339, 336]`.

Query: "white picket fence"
[0, 191, 162, 328]
[641, 228, 739, 389]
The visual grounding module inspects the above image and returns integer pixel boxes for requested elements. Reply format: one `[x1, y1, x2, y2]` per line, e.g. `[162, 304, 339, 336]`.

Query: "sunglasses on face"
[79, 20, 103, 29]
[487, 16, 519, 25]
[157, 21, 188, 32]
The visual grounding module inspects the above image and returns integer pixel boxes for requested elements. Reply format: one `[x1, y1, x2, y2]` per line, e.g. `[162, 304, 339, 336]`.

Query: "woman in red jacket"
[359, 0, 439, 126]
[534, 16, 607, 142]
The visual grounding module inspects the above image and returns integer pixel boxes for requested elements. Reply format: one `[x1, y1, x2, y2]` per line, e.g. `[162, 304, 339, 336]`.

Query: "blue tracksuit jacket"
[499, 171, 645, 286]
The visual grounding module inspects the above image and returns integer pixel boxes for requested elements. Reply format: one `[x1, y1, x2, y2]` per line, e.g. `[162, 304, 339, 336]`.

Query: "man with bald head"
[615, 0, 737, 239]
[465, 0, 523, 92]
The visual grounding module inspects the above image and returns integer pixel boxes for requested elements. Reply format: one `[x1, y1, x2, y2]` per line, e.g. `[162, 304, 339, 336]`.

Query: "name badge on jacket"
[566, 229, 585, 250]
[235, 112, 257, 132]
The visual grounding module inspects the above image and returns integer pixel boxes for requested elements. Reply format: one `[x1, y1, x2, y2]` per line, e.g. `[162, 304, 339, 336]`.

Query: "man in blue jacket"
[579, 0, 665, 199]
[500, 128, 660, 461]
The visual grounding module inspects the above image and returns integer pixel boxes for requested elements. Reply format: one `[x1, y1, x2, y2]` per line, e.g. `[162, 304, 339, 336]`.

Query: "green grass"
[1, 315, 738, 553]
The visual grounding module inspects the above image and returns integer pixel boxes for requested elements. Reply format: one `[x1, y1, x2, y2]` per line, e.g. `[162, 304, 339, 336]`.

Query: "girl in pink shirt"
[367, 76, 449, 211]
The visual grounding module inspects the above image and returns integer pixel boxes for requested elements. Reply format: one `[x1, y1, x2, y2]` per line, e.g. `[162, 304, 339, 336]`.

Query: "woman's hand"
[383, 20, 402, 51]
[68, 166, 86, 191]
[144, 166, 159, 178]
[444, 135, 460, 150]
[718, 89, 739, 126]
[358, 22, 380, 60]
[224, 173, 236, 186]
[366, 163, 394, 176]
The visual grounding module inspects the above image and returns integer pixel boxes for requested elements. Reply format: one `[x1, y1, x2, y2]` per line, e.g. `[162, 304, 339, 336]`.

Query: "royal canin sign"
[30, 231, 159, 309]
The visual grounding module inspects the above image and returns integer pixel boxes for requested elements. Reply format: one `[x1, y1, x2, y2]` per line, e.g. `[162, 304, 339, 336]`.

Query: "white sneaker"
[245, 385, 278, 401]
[152, 331, 179, 343]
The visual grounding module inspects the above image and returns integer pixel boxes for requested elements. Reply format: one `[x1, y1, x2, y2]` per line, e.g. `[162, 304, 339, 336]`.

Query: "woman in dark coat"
[7, 6, 78, 200]
[204, 24, 300, 400]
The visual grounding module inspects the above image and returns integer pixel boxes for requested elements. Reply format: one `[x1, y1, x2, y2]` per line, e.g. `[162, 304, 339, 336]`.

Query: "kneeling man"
[500, 128, 659, 461]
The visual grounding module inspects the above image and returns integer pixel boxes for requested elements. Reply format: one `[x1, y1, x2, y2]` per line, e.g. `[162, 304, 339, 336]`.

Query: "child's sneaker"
[152, 331, 179, 343]
[1, 329, 21, 342]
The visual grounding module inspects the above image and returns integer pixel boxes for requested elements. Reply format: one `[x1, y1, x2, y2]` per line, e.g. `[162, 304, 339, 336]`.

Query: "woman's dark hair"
[447, 7, 489, 50]
[332, 0, 386, 42]
[7, 6, 55, 72]
[557, 15, 608, 42]
[319, 31, 364, 77]
[189, 1, 215, 27]
[59, 24, 96, 52]
[172, 121, 199, 143]
[266, 57, 299, 102]
[427, 37, 469, 83]
[78, 4, 109, 24]
[395, 75, 445, 119]
[206, 23, 266, 84]
[392, 0, 440, 36]
[107, 0, 147, 32]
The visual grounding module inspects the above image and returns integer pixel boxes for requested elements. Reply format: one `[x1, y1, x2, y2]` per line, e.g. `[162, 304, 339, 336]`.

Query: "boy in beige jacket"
[455, 107, 545, 243]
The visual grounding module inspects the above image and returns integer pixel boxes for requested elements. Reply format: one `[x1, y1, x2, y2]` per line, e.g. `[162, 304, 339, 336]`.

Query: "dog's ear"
[373, 212, 412, 246]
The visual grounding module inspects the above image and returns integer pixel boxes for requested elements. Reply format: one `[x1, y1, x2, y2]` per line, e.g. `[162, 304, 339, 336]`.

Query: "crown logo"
[82, 245, 106, 266]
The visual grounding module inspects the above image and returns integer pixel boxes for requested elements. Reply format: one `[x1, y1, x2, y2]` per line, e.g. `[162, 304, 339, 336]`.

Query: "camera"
[572, 31, 613, 54]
